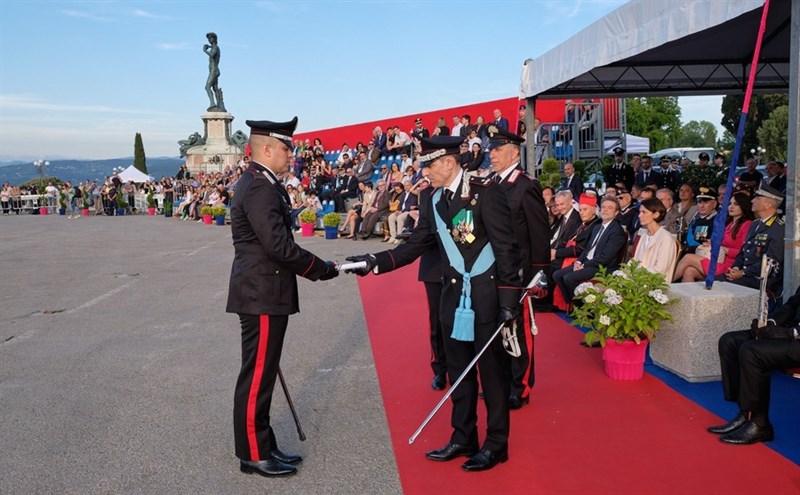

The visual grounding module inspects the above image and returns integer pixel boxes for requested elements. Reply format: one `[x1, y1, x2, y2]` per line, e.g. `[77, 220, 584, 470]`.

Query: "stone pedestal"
[650, 282, 759, 382]
[184, 111, 244, 174]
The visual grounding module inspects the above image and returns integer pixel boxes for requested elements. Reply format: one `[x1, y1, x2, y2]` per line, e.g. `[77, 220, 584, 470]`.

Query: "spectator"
[629, 153, 642, 175]
[386, 180, 417, 244]
[657, 155, 682, 193]
[359, 179, 389, 240]
[631, 198, 678, 279]
[353, 152, 374, 183]
[576, 100, 597, 149]
[677, 183, 698, 225]
[761, 161, 786, 194]
[604, 147, 635, 192]
[636, 155, 662, 189]
[435, 116, 449, 137]
[492, 108, 509, 131]
[459, 114, 473, 138]
[551, 193, 600, 298]
[312, 138, 324, 157]
[333, 167, 358, 213]
[341, 182, 370, 239]
[468, 142, 485, 172]
[549, 190, 580, 250]
[336, 143, 351, 166]
[382, 182, 405, 242]
[553, 196, 627, 306]
[738, 157, 763, 189]
[616, 187, 638, 236]
[450, 115, 462, 137]
[708, 287, 800, 445]
[682, 186, 718, 254]
[1, 182, 11, 214]
[673, 192, 754, 282]
[387, 162, 403, 186]
[560, 162, 583, 199]
[716, 186, 784, 291]
[411, 117, 429, 141]
[399, 151, 412, 174]
[656, 188, 682, 235]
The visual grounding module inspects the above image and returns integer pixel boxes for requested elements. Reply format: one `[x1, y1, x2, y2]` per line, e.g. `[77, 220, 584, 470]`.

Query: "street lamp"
[33, 159, 49, 192]
[749, 146, 766, 164]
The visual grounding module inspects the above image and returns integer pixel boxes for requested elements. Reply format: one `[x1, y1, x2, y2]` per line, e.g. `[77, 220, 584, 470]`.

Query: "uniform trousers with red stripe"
[510, 304, 536, 399]
[234, 313, 289, 462]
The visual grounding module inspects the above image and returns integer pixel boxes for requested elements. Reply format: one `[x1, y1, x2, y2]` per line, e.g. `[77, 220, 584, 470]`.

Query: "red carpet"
[357, 261, 800, 494]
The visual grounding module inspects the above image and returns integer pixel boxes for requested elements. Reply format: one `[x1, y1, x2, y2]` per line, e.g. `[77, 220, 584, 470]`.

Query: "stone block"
[650, 281, 759, 382]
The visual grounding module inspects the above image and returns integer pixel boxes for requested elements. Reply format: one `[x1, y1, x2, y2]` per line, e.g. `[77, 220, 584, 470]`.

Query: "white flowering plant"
[571, 260, 674, 346]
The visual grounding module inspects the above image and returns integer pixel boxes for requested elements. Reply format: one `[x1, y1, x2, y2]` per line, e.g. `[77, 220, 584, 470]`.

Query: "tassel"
[451, 294, 475, 342]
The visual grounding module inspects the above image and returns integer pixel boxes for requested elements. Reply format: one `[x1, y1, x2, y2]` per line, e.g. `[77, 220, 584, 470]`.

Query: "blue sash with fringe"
[432, 188, 495, 342]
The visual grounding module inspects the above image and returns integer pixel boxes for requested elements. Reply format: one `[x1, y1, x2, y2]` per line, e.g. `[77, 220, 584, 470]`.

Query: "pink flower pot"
[81, 209, 90, 216]
[602, 339, 648, 381]
[147, 207, 156, 215]
[300, 222, 314, 237]
[202, 214, 213, 225]
[39, 207, 48, 215]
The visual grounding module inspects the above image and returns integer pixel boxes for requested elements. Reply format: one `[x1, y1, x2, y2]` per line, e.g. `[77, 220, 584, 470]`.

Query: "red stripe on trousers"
[246, 315, 270, 461]
[521, 299, 534, 398]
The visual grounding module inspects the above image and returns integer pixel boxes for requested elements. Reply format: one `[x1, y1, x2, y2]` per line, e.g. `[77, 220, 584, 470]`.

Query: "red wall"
[293, 97, 616, 152]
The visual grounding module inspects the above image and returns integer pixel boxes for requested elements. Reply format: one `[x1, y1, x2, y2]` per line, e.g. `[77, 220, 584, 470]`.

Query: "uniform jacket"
[496, 166, 551, 282]
[374, 175, 521, 326]
[683, 211, 717, 253]
[226, 162, 329, 315]
[416, 187, 443, 284]
[578, 219, 627, 271]
[732, 214, 785, 285]
[604, 163, 635, 192]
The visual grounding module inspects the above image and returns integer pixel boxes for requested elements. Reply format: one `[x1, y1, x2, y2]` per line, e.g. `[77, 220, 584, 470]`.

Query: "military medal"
[451, 209, 474, 244]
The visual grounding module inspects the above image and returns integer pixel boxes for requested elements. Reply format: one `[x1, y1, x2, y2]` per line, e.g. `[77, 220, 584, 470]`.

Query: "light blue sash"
[432, 188, 496, 342]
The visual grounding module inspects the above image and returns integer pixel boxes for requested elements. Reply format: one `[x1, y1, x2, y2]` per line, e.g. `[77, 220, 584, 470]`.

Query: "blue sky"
[0, 0, 723, 160]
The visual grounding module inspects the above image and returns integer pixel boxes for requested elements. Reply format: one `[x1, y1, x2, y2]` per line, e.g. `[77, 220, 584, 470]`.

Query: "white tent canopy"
[520, 0, 797, 296]
[604, 134, 649, 155]
[117, 165, 153, 183]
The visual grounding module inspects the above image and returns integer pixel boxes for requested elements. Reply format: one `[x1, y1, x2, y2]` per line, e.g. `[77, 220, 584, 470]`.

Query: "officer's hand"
[750, 318, 760, 330]
[319, 261, 339, 281]
[498, 306, 518, 327]
[758, 326, 791, 340]
[345, 254, 376, 276]
[528, 286, 548, 299]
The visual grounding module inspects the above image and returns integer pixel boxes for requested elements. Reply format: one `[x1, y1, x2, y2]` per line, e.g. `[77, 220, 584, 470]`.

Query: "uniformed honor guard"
[716, 185, 785, 290]
[682, 186, 718, 254]
[227, 117, 339, 478]
[346, 135, 521, 472]
[486, 125, 550, 409]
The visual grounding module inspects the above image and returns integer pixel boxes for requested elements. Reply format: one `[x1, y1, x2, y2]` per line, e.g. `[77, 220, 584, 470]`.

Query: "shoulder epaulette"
[507, 169, 522, 184]
[469, 175, 491, 187]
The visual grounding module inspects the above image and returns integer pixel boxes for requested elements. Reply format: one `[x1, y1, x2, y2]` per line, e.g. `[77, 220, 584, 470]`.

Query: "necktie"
[644, 172, 648, 183]
[493, 174, 502, 184]
[445, 189, 454, 207]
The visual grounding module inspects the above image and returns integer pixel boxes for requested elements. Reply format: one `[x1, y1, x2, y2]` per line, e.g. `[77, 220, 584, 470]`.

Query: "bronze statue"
[203, 32, 226, 112]
[178, 132, 205, 157]
[230, 130, 248, 150]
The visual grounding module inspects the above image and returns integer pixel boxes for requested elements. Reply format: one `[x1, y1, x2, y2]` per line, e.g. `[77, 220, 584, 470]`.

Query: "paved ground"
[0, 214, 402, 495]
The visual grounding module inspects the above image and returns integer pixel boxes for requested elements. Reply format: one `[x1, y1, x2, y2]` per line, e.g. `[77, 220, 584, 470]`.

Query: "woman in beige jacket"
[633, 198, 678, 280]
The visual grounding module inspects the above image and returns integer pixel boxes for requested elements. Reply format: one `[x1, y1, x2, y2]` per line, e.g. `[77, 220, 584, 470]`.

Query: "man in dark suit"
[347, 136, 521, 472]
[359, 179, 390, 239]
[334, 167, 358, 213]
[226, 117, 338, 478]
[492, 108, 509, 131]
[389, 181, 418, 242]
[604, 147, 635, 192]
[553, 196, 626, 305]
[560, 162, 584, 199]
[552, 193, 599, 272]
[635, 155, 663, 189]
[708, 286, 800, 445]
[487, 124, 550, 409]
[353, 151, 374, 183]
[373, 126, 388, 156]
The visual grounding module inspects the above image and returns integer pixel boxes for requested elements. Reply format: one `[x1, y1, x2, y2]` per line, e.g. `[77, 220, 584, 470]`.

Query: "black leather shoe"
[431, 374, 446, 391]
[509, 395, 529, 410]
[707, 412, 748, 434]
[425, 442, 478, 462]
[720, 421, 774, 445]
[462, 448, 508, 471]
[580, 340, 601, 348]
[240, 458, 297, 477]
[270, 449, 302, 465]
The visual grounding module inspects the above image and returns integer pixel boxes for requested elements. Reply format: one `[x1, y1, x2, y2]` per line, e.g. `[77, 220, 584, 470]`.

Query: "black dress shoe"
[580, 340, 601, 348]
[720, 421, 774, 445]
[509, 395, 529, 410]
[707, 412, 748, 434]
[270, 449, 302, 465]
[431, 374, 446, 391]
[462, 448, 508, 471]
[240, 458, 297, 477]
[425, 442, 478, 462]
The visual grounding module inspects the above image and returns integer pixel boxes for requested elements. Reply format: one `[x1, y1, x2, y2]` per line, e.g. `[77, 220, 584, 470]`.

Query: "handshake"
[319, 255, 377, 280]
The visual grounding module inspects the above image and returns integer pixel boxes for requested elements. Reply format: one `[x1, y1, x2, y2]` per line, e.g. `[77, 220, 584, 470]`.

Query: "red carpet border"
[357, 261, 800, 494]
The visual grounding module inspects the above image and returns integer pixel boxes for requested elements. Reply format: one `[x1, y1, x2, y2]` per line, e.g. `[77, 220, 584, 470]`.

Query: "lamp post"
[749, 146, 766, 164]
[33, 159, 49, 192]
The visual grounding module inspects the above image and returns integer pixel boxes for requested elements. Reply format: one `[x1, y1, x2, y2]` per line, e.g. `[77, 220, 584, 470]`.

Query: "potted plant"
[163, 201, 173, 218]
[200, 205, 214, 224]
[211, 205, 227, 225]
[298, 208, 316, 237]
[58, 190, 67, 216]
[322, 212, 341, 239]
[538, 157, 562, 190]
[146, 191, 156, 215]
[115, 189, 126, 216]
[571, 259, 675, 381]
[38, 192, 48, 215]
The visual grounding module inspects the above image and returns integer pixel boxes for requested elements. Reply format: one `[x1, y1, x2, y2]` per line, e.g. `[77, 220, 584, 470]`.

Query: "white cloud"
[0, 94, 172, 116]
[131, 9, 171, 20]
[61, 9, 113, 22]
[157, 43, 191, 51]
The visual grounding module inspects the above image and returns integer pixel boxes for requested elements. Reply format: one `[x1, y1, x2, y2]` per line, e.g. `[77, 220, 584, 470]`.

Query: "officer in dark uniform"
[716, 185, 785, 291]
[411, 117, 430, 141]
[603, 147, 635, 192]
[416, 177, 447, 391]
[227, 117, 338, 478]
[347, 135, 521, 472]
[486, 124, 550, 409]
[682, 186, 717, 254]
[708, 286, 800, 444]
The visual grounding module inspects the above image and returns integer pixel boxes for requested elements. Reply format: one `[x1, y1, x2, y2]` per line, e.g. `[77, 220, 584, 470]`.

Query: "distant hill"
[0, 157, 184, 185]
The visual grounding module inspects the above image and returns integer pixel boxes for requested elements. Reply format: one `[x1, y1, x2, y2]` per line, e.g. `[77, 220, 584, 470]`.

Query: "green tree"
[133, 132, 148, 174]
[625, 97, 682, 151]
[756, 105, 788, 163]
[679, 120, 718, 148]
[720, 94, 789, 152]
[717, 129, 735, 151]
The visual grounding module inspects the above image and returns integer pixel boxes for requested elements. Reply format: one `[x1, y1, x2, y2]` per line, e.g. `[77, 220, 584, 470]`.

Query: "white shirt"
[451, 123, 463, 137]
[445, 169, 464, 198]
[586, 221, 612, 260]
